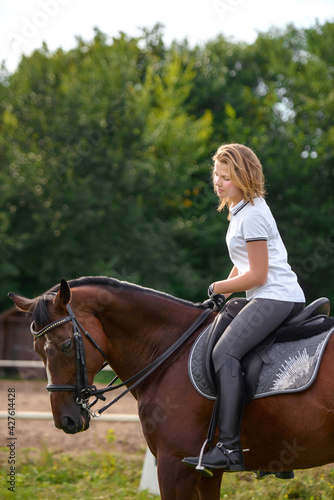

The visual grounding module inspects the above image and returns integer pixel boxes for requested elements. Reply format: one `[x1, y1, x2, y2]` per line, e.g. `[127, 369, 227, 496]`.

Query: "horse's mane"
[31, 276, 206, 326]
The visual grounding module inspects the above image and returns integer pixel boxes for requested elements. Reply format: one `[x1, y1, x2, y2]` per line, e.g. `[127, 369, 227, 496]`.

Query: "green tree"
[0, 27, 213, 308]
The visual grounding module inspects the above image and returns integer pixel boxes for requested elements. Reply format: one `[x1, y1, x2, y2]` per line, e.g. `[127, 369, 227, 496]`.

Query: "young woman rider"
[183, 143, 305, 473]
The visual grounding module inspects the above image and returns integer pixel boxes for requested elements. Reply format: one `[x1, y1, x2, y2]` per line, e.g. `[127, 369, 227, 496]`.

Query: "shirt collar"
[229, 199, 249, 216]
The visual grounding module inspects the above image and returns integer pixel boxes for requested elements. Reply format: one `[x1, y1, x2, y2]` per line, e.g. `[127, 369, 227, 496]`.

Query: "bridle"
[30, 302, 213, 418]
[31, 303, 108, 416]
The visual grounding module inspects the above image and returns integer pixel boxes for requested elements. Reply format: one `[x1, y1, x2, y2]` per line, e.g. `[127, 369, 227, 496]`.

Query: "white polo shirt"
[226, 197, 305, 302]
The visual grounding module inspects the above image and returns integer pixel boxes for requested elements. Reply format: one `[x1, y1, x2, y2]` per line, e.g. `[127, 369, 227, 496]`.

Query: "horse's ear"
[54, 279, 71, 310]
[8, 293, 34, 312]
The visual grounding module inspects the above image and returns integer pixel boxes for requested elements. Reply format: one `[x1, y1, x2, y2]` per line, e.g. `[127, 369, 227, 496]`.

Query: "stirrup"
[195, 439, 214, 478]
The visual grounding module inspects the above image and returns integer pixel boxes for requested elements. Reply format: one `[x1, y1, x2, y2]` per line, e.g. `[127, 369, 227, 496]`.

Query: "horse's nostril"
[61, 415, 77, 434]
[60, 413, 89, 434]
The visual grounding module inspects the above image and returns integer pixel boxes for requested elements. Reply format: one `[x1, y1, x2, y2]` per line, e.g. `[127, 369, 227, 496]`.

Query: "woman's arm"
[223, 265, 239, 299]
[213, 241, 269, 295]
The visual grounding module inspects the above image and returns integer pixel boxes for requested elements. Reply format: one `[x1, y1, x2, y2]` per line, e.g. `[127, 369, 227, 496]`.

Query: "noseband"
[30, 303, 213, 417]
[30, 303, 107, 416]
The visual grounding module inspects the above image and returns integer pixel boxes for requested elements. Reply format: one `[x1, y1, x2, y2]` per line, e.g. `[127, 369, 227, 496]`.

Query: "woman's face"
[213, 160, 243, 206]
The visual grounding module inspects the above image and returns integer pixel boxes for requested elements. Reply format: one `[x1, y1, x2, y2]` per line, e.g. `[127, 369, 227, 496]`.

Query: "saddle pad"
[188, 326, 334, 400]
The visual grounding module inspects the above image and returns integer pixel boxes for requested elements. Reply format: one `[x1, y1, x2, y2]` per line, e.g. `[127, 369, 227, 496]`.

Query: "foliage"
[1, 21, 333, 310]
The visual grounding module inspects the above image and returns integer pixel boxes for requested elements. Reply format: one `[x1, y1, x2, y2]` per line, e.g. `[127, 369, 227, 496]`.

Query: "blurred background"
[1, 0, 334, 318]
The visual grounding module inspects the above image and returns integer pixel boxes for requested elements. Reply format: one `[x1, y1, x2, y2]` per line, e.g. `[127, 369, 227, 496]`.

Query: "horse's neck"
[100, 290, 201, 381]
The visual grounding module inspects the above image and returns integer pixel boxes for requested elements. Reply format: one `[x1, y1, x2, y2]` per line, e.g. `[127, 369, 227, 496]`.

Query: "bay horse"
[9, 277, 334, 499]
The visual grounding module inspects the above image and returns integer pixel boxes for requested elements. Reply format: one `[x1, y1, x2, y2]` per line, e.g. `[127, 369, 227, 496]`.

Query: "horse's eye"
[61, 340, 72, 352]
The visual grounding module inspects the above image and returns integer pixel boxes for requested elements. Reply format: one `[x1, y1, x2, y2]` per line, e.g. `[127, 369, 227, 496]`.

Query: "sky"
[1, 0, 333, 73]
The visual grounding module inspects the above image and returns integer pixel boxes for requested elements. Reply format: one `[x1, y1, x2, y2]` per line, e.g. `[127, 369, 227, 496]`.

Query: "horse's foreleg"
[157, 454, 222, 500]
[196, 473, 223, 500]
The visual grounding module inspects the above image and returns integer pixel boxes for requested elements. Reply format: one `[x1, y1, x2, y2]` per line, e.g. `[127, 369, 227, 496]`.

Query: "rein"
[30, 304, 212, 417]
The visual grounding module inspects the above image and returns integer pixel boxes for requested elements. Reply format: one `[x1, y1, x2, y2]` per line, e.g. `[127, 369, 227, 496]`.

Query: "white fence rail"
[0, 359, 129, 421]
[0, 411, 139, 422]
[0, 359, 113, 370]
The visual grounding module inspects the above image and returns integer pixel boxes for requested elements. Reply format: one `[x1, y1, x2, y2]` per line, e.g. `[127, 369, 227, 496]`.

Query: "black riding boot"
[183, 356, 246, 472]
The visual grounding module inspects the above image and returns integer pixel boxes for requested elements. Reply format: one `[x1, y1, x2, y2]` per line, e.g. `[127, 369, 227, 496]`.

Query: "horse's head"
[9, 279, 108, 434]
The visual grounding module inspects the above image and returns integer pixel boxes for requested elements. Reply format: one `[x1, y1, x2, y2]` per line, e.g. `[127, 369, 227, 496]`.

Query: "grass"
[0, 447, 156, 500]
[1, 445, 333, 500]
[219, 467, 334, 499]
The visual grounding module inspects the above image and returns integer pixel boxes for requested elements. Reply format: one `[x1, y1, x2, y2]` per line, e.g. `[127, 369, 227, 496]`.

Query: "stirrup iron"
[195, 439, 213, 477]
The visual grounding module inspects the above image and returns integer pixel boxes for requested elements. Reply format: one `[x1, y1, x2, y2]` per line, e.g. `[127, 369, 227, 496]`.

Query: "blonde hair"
[212, 143, 266, 213]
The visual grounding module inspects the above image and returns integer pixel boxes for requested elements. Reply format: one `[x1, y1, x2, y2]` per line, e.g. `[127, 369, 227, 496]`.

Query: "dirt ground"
[0, 379, 147, 458]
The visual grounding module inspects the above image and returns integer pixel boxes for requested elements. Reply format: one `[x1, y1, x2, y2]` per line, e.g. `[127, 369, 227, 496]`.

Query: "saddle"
[199, 297, 331, 401]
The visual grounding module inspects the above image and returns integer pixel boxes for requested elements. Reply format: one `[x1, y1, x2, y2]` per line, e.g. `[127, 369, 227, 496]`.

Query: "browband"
[30, 316, 72, 337]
